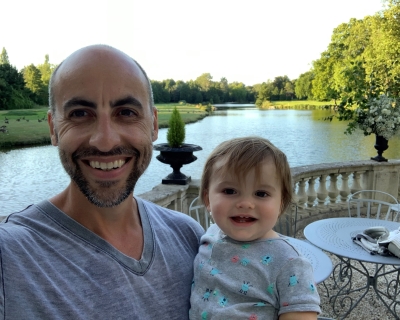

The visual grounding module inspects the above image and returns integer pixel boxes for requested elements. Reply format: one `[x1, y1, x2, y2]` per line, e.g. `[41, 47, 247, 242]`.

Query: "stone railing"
[291, 160, 400, 234]
[138, 160, 400, 236]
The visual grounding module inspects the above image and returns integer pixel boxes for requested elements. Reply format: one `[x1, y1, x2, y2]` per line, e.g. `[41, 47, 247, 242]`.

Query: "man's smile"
[89, 159, 126, 171]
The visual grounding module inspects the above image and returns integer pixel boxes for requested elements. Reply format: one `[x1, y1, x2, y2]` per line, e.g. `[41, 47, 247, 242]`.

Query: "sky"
[1, 0, 385, 86]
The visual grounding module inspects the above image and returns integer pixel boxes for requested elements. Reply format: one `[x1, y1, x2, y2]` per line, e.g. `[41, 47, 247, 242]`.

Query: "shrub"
[167, 107, 185, 147]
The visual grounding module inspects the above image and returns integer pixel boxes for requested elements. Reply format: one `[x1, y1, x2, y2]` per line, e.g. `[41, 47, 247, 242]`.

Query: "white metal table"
[287, 237, 333, 285]
[304, 217, 400, 319]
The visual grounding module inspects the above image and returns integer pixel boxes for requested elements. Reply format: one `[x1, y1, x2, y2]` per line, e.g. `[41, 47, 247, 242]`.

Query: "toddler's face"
[204, 159, 282, 241]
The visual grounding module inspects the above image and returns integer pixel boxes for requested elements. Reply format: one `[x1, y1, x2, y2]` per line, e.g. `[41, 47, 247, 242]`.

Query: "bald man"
[0, 45, 204, 319]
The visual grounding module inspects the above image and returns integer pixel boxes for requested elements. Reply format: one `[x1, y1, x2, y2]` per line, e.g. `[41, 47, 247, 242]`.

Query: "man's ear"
[47, 111, 58, 146]
[152, 107, 158, 142]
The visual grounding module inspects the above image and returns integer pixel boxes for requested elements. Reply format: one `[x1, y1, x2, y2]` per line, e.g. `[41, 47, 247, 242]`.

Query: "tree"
[0, 48, 10, 65]
[295, 71, 314, 99]
[151, 80, 172, 103]
[255, 81, 274, 106]
[312, 54, 340, 102]
[229, 82, 247, 102]
[0, 63, 33, 109]
[195, 73, 212, 92]
[284, 82, 295, 100]
[23, 64, 43, 93]
[219, 77, 230, 102]
[37, 54, 54, 87]
[179, 82, 191, 102]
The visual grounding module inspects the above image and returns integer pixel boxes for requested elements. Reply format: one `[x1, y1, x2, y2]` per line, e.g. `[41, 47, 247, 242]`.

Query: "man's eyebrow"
[111, 96, 143, 108]
[63, 98, 96, 110]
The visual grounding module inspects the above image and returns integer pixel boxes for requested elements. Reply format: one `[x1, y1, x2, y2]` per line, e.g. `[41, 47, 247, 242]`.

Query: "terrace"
[139, 159, 400, 234]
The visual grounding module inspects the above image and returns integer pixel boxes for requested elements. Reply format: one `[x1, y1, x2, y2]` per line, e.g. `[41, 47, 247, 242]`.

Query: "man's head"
[49, 45, 154, 116]
[48, 45, 158, 207]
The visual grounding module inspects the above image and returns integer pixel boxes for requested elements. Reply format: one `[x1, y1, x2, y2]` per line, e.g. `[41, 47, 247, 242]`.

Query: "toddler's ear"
[203, 191, 210, 211]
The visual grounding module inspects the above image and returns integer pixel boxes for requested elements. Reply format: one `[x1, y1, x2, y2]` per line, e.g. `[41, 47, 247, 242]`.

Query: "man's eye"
[255, 191, 268, 197]
[70, 110, 88, 118]
[223, 189, 236, 195]
[119, 109, 137, 116]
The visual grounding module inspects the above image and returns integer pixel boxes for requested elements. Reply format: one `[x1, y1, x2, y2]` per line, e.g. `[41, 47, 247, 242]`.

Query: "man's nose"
[89, 116, 121, 151]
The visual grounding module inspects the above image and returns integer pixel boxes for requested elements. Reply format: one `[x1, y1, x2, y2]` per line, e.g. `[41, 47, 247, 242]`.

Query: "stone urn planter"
[153, 143, 202, 185]
[370, 134, 389, 162]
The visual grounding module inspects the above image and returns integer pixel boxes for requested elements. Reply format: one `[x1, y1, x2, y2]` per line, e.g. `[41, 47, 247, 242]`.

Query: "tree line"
[294, 0, 400, 108]
[0, 48, 298, 110]
[1, 0, 398, 110]
[0, 49, 54, 109]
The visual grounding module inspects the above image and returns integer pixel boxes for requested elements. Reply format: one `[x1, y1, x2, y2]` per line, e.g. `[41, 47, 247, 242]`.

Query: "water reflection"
[1, 109, 400, 215]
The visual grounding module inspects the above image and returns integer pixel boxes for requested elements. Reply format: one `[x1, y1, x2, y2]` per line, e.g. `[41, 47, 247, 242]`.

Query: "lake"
[1, 108, 400, 215]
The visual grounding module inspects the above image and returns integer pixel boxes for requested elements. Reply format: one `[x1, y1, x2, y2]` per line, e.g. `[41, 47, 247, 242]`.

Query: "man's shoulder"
[137, 197, 204, 233]
[1, 203, 40, 224]
[0, 204, 50, 250]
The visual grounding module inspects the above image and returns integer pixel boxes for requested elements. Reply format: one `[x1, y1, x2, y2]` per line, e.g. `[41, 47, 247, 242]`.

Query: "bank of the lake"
[0, 103, 208, 149]
[2, 108, 400, 215]
[0, 101, 333, 149]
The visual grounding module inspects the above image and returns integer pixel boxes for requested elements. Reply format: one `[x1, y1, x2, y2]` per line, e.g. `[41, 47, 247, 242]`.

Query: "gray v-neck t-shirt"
[0, 197, 203, 319]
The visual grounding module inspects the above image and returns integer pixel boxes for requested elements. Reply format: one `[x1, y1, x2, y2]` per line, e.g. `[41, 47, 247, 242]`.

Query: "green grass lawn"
[156, 103, 208, 127]
[0, 107, 51, 148]
[269, 100, 334, 109]
[0, 103, 208, 148]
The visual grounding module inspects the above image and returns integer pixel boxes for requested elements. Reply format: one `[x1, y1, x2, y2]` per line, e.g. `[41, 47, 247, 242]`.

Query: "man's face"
[48, 47, 158, 207]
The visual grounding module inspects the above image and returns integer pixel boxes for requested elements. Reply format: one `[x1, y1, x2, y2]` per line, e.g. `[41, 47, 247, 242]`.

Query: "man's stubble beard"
[58, 144, 152, 208]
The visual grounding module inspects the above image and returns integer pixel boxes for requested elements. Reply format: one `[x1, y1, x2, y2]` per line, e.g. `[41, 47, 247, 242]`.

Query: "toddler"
[190, 136, 320, 320]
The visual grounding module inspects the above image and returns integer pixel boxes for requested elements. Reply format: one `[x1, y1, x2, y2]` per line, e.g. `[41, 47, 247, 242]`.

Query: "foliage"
[334, 66, 400, 139]
[295, 71, 314, 99]
[166, 107, 186, 147]
[23, 64, 42, 93]
[258, 100, 273, 109]
[309, 1, 400, 140]
[0, 50, 55, 110]
[150, 72, 295, 106]
[0, 63, 34, 110]
[37, 54, 54, 87]
[0, 48, 10, 65]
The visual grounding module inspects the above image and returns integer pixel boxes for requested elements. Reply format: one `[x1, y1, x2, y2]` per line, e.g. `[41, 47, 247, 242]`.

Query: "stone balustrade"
[138, 160, 400, 236]
[291, 159, 400, 234]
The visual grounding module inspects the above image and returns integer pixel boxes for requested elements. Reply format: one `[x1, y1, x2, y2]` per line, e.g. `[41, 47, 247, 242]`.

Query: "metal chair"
[348, 190, 400, 221]
[188, 196, 212, 230]
[339, 190, 400, 307]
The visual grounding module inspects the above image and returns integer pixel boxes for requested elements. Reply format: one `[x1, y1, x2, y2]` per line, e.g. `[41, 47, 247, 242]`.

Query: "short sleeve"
[276, 255, 321, 315]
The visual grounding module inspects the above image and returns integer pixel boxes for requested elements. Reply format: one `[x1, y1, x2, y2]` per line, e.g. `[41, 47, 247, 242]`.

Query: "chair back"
[189, 196, 212, 229]
[273, 214, 293, 236]
[348, 190, 400, 221]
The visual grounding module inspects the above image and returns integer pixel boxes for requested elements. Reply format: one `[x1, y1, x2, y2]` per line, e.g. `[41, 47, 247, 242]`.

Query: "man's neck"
[49, 184, 143, 259]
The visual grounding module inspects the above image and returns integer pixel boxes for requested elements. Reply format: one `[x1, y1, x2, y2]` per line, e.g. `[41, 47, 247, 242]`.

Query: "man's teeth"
[89, 160, 125, 170]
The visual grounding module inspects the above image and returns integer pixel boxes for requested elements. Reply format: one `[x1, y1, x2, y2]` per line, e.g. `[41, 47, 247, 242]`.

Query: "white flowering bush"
[353, 94, 400, 139]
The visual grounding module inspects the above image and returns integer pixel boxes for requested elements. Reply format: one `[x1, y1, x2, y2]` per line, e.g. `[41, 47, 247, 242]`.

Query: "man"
[0, 45, 204, 319]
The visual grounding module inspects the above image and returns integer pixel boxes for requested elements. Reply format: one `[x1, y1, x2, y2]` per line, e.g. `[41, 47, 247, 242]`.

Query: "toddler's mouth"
[231, 216, 256, 223]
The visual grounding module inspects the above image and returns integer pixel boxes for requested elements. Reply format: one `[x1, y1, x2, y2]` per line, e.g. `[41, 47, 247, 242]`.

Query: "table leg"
[329, 257, 372, 318]
[374, 264, 400, 319]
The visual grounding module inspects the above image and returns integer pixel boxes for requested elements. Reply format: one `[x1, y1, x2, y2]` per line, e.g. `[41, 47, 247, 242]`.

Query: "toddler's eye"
[255, 191, 268, 197]
[223, 188, 236, 195]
